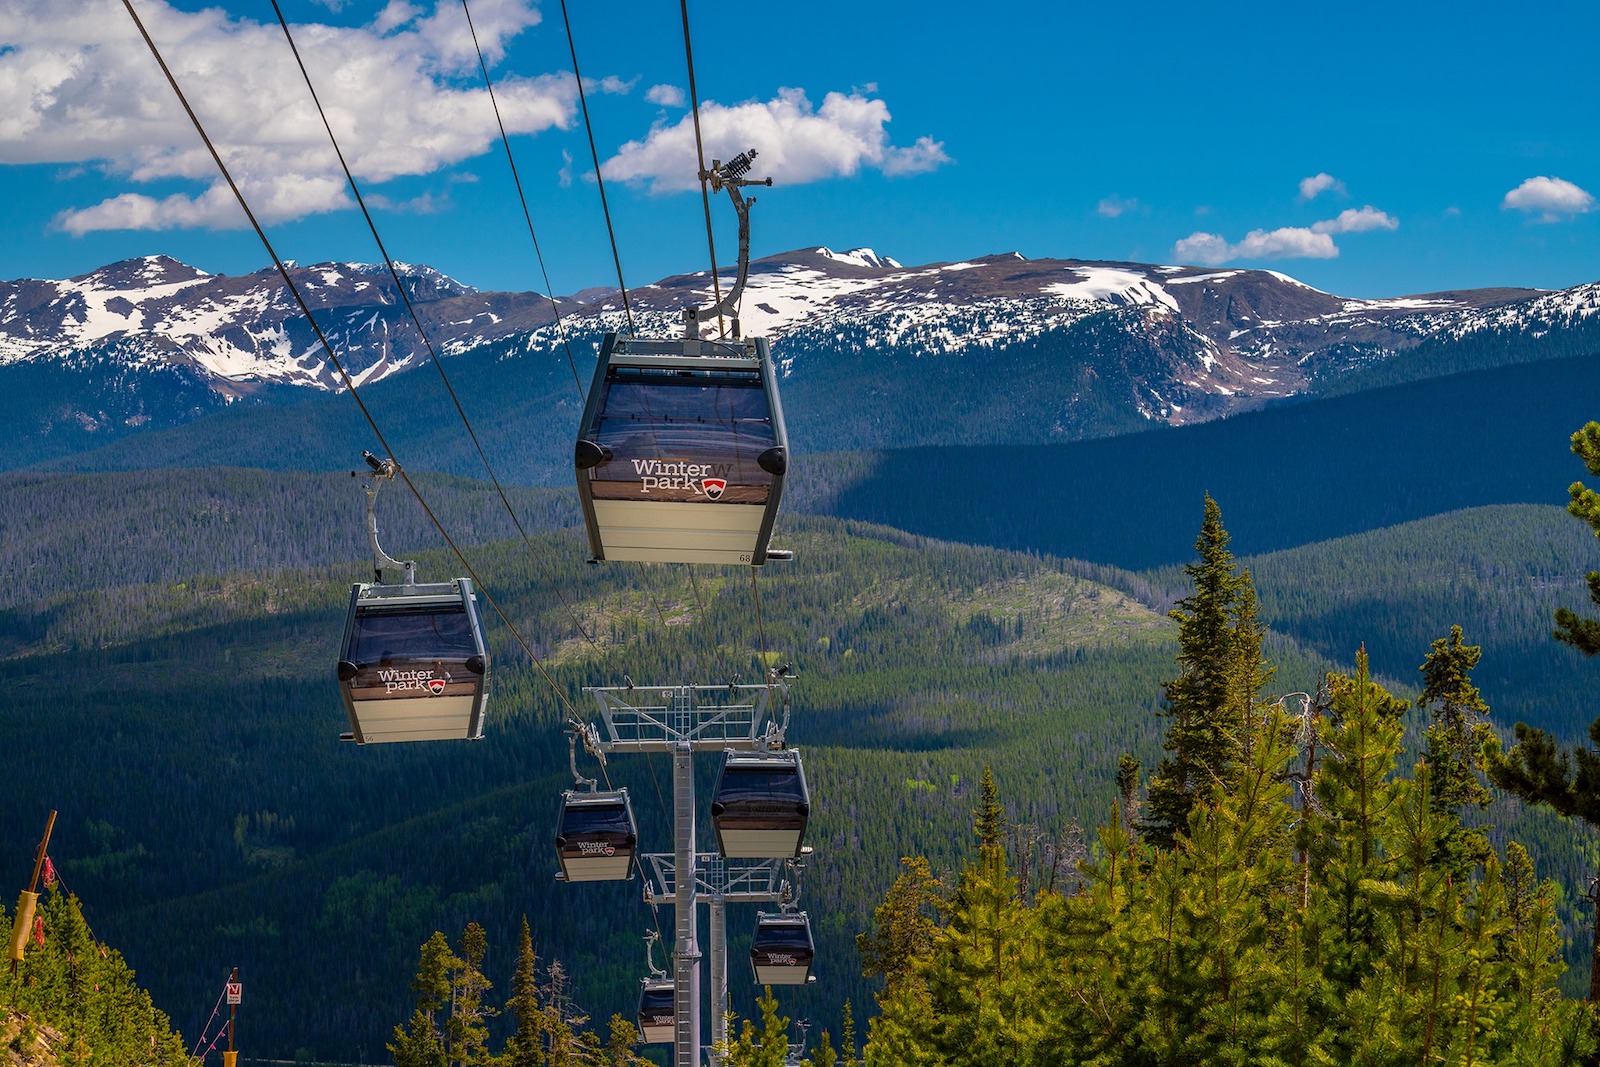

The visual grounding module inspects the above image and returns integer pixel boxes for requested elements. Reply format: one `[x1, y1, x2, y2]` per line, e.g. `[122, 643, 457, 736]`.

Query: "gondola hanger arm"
[352, 452, 416, 585]
[685, 148, 770, 343]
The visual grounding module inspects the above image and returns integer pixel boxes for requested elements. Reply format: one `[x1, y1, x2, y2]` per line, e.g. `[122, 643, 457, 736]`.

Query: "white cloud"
[1503, 176, 1595, 222]
[1311, 206, 1399, 234]
[1298, 172, 1346, 201]
[1174, 227, 1338, 265]
[0, 0, 577, 233]
[1171, 232, 1232, 264]
[646, 84, 686, 108]
[1097, 195, 1139, 218]
[1235, 228, 1339, 259]
[600, 88, 950, 193]
[1173, 204, 1397, 264]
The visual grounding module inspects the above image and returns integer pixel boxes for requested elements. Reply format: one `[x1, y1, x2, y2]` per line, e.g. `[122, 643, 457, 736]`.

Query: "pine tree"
[1310, 651, 1410, 994]
[973, 764, 1005, 853]
[922, 841, 1042, 1064]
[717, 989, 789, 1067]
[448, 922, 495, 1067]
[503, 918, 545, 1067]
[839, 1001, 859, 1067]
[1489, 715, 1600, 1001]
[857, 857, 944, 994]
[1554, 420, 1600, 652]
[1114, 754, 1141, 838]
[1417, 626, 1496, 877]
[391, 932, 459, 1067]
[1144, 494, 1272, 850]
[600, 1014, 647, 1067]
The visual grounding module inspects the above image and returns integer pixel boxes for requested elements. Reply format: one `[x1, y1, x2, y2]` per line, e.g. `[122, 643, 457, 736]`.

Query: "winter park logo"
[630, 458, 735, 497]
[576, 841, 617, 856]
[376, 667, 452, 696]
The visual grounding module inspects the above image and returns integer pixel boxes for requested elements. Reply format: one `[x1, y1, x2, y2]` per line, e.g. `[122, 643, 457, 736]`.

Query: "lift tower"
[571, 678, 807, 1067]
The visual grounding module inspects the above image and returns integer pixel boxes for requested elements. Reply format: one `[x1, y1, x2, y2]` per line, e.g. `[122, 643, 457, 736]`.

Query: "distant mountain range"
[4, 247, 1599, 472]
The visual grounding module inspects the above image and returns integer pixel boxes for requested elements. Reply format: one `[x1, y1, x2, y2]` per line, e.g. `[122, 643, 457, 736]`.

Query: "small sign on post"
[226, 981, 242, 1005]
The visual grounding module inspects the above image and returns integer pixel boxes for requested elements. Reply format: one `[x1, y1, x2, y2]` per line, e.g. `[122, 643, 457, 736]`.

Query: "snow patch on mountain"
[816, 247, 902, 269]
[1046, 267, 1179, 311]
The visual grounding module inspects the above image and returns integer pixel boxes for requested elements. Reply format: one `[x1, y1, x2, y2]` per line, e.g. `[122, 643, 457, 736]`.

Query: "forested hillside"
[2, 887, 189, 1067]
[5, 466, 1600, 1057]
[0, 470, 1198, 1058]
[806, 352, 1600, 569]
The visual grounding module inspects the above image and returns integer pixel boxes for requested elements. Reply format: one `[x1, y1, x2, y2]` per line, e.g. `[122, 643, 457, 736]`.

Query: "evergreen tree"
[839, 1001, 859, 1067]
[1114, 754, 1141, 839]
[1310, 648, 1410, 997]
[390, 1010, 447, 1067]
[973, 764, 1005, 852]
[448, 922, 495, 1067]
[1555, 420, 1600, 653]
[413, 931, 461, 1027]
[1144, 494, 1272, 849]
[1418, 626, 1496, 838]
[921, 836, 1043, 1064]
[391, 932, 459, 1067]
[717, 988, 789, 1067]
[504, 918, 546, 1067]
[857, 857, 944, 993]
[1489, 716, 1600, 1001]
[600, 1014, 647, 1067]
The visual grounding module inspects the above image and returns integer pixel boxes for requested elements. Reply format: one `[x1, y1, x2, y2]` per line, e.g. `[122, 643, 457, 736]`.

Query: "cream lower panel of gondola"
[559, 855, 633, 881]
[352, 694, 479, 743]
[591, 499, 766, 565]
[717, 828, 804, 858]
[753, 963, 811, 985]
[639, 1022, 675, 1044]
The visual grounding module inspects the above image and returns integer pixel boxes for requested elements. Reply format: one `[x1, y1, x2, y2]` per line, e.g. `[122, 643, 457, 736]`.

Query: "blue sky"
[3, 0, 1599, 298]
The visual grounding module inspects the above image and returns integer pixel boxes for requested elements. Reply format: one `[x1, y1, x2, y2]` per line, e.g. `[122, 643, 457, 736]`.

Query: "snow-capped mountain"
[1, 246, 1596, 466]
[0, 254, 565, 392]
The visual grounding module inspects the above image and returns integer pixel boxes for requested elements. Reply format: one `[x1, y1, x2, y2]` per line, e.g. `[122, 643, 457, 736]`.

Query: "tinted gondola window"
[755, 923, 813, 951]
[588, 368, 776, 504]
[561, 804, 635, 837]
[717, 768, 807, 806]
[348, 605, 477, 664]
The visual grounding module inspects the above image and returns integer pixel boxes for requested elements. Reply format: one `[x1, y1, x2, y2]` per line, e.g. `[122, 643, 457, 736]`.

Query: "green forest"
[5, 420, 1600, 1061]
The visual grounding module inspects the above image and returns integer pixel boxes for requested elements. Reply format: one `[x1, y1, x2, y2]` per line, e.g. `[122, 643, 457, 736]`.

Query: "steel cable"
[266, 0, 603, 652]
[122, 0, 580, 719]
[557, 0, 634, 336]
[458, 0, 587, 398]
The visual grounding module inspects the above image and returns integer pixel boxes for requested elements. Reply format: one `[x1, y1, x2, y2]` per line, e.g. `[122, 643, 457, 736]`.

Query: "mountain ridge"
[4, 246, 1597, 475]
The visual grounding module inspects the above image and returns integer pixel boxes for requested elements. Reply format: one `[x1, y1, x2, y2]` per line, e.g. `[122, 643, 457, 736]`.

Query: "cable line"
[557, 0, 634, 335]
[266, 0, 602, 652]
[679, 0, 725, 339]
[458, 0, 586, 398]
[751, 568, 770, 668]
[121, 0, 579, 720]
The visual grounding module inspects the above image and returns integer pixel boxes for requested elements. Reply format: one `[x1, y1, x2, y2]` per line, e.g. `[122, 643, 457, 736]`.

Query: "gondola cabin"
[555, 789, 638, 882]
[750, 911, 816, 985]
[336, 579, 489, 744]
[711, 750, 810, 858]
[637, 979, 675, 1044]
[575, 334, 789, 566]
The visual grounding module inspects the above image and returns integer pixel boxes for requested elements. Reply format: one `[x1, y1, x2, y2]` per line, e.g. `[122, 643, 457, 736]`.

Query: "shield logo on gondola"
[427, 677, 446, 695]
[702, 478, 726, 500]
